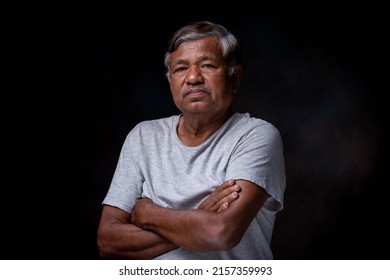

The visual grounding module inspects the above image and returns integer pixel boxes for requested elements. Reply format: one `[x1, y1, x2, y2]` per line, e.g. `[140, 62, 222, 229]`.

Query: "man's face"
[169, 37, 236, 116]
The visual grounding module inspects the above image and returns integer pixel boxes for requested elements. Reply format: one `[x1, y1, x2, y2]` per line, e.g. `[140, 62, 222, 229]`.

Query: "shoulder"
[232, 112, 282, 140]
[129, 115, 178, 134]
[118, 116, 176, 153]
[122, 115, 178, 148]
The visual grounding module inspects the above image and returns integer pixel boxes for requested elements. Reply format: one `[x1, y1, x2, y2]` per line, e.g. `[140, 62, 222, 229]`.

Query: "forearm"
[97, 218, 178, 259]
[132, 202, 236, 251]
[131, 180, 268, 252]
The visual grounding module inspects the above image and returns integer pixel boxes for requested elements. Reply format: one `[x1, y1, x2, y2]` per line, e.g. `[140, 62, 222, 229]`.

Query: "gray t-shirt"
[102, 112, 286, 259]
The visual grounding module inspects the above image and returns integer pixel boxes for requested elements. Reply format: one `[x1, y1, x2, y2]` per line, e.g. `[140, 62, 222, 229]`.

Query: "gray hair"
[164, 21, 242, 81]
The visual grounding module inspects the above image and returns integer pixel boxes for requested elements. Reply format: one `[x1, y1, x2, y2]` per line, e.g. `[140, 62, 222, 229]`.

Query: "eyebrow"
[171, 54, 220, 67]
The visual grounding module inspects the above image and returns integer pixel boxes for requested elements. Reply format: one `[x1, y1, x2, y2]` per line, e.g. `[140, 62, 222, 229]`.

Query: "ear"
[232, 65, 243, 93]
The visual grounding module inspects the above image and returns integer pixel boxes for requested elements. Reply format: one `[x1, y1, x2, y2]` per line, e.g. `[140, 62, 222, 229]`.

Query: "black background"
[4, 5, 388, 259]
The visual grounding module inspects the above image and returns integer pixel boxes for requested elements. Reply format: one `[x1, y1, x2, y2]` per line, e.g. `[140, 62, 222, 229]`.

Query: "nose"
[185, 66, 204, 85]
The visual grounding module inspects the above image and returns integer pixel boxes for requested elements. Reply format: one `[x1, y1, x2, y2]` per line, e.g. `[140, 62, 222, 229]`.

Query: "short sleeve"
[226, 123, 286, 212]
[102, 128, 144, 213]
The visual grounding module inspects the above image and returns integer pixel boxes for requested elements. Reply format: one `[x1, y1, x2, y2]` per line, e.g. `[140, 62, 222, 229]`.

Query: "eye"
[173, 66, 187, 73]
[202, 64, 216, 69]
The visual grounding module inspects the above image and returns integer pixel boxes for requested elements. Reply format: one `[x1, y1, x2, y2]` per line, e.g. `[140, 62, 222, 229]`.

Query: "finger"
[198, 180, 235, 210]
[214, 179, 236, 192]
[217, 202, 229, 212]
[198, 183, 241, 211]
[207, 180, 237, 201]
[198, 184, 235, 210]
[216, 190, 240, 212]
[208, 184, 241, 206]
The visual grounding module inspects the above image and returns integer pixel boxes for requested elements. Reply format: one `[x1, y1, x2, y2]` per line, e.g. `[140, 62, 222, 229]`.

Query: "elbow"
[97, 230, 115, 259]
[97, 234, 109, 259]
[217, 231, 241, 251]
[205, 222, 242, 251]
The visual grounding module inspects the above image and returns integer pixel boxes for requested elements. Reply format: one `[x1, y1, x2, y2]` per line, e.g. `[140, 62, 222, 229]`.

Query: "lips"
[183, 88, 209, 97]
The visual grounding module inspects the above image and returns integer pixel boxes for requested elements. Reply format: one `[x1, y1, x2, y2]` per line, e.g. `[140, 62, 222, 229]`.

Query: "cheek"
[169, 77, 182, 90]
[170, 83, 181, 98]
[219, 91, 235, 106]
[169, 84, 182, 106]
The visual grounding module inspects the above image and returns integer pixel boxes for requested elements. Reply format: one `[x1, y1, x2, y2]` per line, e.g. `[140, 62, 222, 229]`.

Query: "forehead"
[171, 37, 222, 62]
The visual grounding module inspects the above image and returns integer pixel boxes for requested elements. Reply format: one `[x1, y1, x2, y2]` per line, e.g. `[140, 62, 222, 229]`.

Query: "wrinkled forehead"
[170, 37, 223, 63]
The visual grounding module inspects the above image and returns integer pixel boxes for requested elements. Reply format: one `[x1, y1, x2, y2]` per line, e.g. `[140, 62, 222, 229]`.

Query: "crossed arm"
[97, 179, 269, 259]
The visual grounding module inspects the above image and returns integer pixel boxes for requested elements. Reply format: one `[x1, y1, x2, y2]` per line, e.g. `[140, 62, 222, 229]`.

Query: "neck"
[177, 108, 234, 147]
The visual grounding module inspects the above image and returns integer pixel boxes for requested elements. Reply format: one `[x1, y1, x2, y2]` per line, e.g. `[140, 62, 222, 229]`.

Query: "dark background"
[4, 6, 388, 259]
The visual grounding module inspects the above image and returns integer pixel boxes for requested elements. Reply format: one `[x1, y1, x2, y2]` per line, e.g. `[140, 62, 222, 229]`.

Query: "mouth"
[183, 88, 209, 98]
